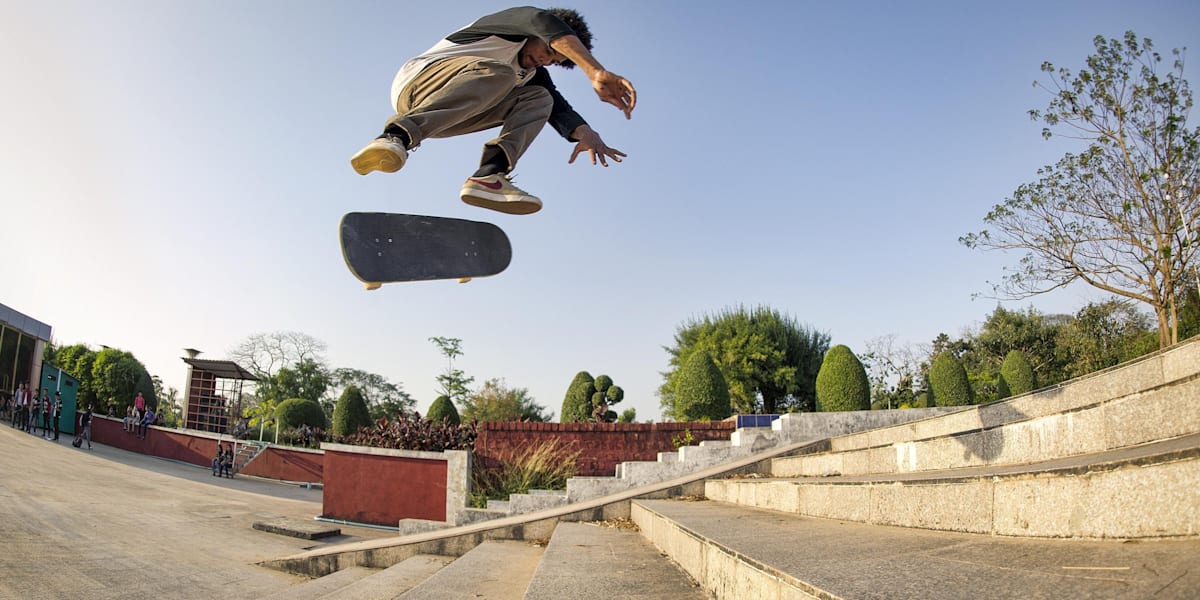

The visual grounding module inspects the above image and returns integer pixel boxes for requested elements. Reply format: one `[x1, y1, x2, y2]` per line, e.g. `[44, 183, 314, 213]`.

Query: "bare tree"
[962, 32, 1199, 347]
[227, 331, 327, 378]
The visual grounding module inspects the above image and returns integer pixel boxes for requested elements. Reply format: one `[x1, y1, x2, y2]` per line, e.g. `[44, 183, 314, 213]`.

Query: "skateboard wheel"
[364, 282, 382, 290]
[457, 277, 472, 284]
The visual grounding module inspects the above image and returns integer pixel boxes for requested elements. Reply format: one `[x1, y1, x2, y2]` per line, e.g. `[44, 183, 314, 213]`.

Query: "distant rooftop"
[182, 358, 258, 381]
[0, 302, 52, 341]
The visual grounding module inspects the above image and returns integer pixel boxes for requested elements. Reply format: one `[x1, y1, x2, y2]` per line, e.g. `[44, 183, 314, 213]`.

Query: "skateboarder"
[350, 6, 636, 216]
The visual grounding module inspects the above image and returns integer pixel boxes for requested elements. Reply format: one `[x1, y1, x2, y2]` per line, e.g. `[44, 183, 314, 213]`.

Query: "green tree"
[331, 385, 373, 437]
[331, 368, 415, 416]
[671, 349, 732, 421]
[91, 347, 156, 415]
[50, 343, 99, 408]
[427, 395, 460, 425]
[1180, 285, 1200, 340]
[962, 32, 1200, 348]
[429, 337, 474, 405]
[560, 371, 595, 423]
[929, 351, 974, 407]
[618, 408, 637, 423]
[1055, 299, 1157, 377]
[997, 350, 1037, 399]
[258, 359, 331, 405]
[275, 398, 326, 430]
[659, 305, 830, 414]
[815, 345, 871, 412]
[462, 378, 552, 422]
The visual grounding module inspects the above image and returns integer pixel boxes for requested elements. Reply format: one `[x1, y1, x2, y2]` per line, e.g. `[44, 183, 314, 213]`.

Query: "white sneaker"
[350, 135, 407, 175]
[459, 174, 543, 215]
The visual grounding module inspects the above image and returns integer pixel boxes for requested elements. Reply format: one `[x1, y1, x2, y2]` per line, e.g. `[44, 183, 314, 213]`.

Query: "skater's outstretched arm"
[549, 35, 637, 119]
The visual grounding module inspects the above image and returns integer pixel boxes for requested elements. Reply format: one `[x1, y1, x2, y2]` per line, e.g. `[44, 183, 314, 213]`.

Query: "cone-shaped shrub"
[929, 351, 974, 406]
[674, 350, 732, 421]
[998, 350, 1037, 399]
[427, 395, 460, 425]
[332, 385, 373, 437]
[815, 345, 871, 412]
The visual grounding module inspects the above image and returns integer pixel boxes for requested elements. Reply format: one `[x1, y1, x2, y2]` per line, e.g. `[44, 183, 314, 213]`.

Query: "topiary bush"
[332, 385, 373, 437]
[929, 351, 974, 406]
[560, 371, 595, 423]
[427, 395, 460, 425]
[673, 350, 732, 421]
[275, 398, 327, 430]
[815, 345, 870, 412]
[997, 350, 1037, 399]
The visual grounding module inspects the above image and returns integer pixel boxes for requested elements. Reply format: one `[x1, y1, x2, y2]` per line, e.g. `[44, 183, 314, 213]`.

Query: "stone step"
[319, 554, 453, 600]
[772, 374, 1200, 479]
[524, 522, 705, 600]
[396, 540, 544, 600]
[258, 566, 376, 600]
[707, 433, 1200, 538]
[633, 498, 1200, 600]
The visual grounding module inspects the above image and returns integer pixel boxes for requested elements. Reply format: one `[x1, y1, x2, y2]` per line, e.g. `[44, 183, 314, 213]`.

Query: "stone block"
[870, 480, 994, 533]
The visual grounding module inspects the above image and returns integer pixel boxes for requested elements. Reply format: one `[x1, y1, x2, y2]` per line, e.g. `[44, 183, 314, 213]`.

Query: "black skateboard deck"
[340, 212, 512, 288]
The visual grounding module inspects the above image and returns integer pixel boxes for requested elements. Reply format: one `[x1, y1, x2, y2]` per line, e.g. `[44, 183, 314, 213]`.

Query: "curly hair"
[548, 7, 592, 69]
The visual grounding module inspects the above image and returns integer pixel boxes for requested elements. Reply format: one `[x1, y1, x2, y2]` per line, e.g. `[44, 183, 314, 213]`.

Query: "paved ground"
[0, 421, 391, 600]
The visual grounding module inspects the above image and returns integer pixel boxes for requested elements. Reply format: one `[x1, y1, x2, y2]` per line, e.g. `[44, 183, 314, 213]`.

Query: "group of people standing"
[7, 382, 93, 448]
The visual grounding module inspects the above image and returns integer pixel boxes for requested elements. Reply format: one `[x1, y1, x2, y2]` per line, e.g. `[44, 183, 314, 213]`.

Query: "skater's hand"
[569, 125, 626, 167]
[591, 70, 636, 119]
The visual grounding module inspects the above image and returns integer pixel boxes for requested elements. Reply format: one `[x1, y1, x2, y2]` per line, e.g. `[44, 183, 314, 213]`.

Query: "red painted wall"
[322, 448, 448, 526]
[475, 421, 736, 476]
[88, 415, 324, 482]
[240, 447, 324, 482]
[91, 415, 216, 467]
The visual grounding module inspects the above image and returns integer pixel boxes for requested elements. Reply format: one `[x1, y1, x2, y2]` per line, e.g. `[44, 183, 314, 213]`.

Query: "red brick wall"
[475, 421, 736, 476]
[322, 448, 448, 525]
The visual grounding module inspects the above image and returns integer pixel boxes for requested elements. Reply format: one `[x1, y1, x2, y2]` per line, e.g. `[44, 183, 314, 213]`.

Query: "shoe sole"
[460, 188, 543, 215]
[351, 147, 405, 175]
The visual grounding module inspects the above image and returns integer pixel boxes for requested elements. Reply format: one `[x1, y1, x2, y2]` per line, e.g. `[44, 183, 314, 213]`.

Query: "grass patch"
[470, 438, 580, 509]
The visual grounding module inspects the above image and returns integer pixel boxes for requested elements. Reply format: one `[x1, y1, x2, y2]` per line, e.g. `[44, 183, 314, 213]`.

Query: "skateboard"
[339, 212, 512, 289]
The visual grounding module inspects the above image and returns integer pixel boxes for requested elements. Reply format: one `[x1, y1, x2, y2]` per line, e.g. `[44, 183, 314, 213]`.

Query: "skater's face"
[519, 38, 564, 69]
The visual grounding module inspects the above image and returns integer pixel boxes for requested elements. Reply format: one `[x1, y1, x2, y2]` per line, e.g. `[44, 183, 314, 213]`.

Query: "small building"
[0, 302, 52, 396]
[182, 358, 257, 433]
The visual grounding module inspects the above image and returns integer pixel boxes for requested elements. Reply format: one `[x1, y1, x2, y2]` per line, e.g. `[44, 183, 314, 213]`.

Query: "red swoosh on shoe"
[469, 178, 504, 190]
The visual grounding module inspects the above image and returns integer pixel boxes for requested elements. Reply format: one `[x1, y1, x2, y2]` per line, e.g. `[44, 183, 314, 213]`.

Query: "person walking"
[79, 405, 94, 449]
[350, 6, 635, 215]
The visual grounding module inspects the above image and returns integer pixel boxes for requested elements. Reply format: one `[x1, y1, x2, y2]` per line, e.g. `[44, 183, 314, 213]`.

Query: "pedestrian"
[79, 404, 93, 449]
[350, 6, 635, 215]
[41, 390, 53, 440]
[29, 388, 41, 435]
[12, 383, 26, 429]
[52, 392, 62, 441]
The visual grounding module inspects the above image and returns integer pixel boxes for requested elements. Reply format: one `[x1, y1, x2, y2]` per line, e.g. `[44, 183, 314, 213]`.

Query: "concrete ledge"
[709, 434, 1200, 539]
[252, 517, 341, 540]
[260, 438, 829, 577]
[773, 374, 1199, 478]
[633, 498, 1200, 600]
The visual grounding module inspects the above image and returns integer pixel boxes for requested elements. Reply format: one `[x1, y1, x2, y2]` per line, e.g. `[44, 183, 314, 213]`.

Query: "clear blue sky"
[3, 1, 1198, 420]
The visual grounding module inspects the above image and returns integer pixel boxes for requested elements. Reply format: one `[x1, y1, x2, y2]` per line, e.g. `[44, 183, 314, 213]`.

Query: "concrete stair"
[232, 440, 268, 474]
[258, 337, 1200, 599]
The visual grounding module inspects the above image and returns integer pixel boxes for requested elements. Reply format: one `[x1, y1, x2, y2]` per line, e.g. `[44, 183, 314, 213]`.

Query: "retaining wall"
[475, 421, 736, 476]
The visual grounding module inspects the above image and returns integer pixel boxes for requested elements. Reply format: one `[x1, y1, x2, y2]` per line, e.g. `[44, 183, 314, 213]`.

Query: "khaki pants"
[386, 56, 553, 170]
